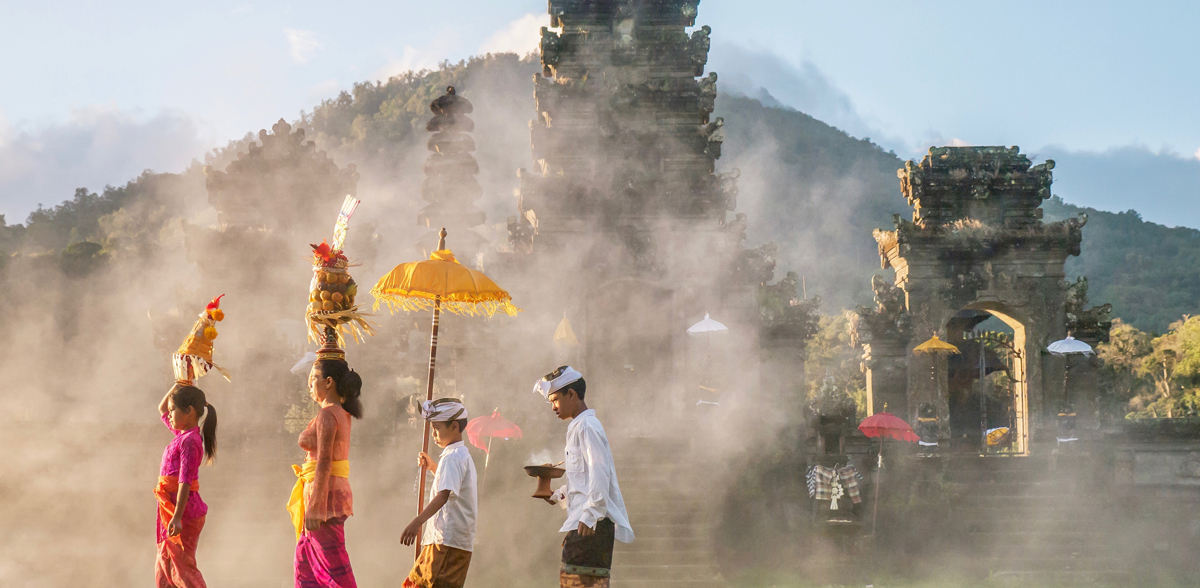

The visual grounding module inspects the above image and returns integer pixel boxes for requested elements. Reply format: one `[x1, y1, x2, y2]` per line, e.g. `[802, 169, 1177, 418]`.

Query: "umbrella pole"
[416, 296, 442, 559]
[872, 438, 883, 535]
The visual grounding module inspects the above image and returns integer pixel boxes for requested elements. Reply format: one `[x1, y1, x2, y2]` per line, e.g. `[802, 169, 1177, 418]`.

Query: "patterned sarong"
[560, 517, 615, 587]
[295, 516, 356, 588]
[403, 543, 472, 588]
[155, 515, 206, 588]
[806, 466, 863, 504]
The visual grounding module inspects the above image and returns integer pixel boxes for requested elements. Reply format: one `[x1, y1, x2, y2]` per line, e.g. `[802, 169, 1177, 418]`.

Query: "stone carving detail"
[897, 146, 1053, 229]
[760, 271, 821, 342]
[1065, 276, 1113, 343]
[688, 25, 711, 76]
[510, 0, 732, 247]
[204, 119, 357, 230]
[854, 274, 910, 345]
[419, 86, 486, 257]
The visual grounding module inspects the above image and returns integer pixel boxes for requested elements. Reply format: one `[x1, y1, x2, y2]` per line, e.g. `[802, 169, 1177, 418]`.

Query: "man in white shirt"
[535, 366, 634, 588]
[400, 398, 478, 588]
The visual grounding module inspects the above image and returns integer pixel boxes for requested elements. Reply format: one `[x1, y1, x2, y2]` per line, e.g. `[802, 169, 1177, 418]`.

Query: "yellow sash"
[287, 460, 350, 539]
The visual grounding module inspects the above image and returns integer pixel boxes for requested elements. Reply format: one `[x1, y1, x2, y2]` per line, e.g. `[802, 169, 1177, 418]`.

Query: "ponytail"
[201, 403, 218, 464]
[315, 359, 364, 419]
[170, 385, 218, 464]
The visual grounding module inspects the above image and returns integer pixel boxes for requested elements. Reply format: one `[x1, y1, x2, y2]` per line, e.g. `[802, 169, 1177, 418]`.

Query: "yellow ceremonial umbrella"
[553, 313, 580, 364]
[912, 335, 959, 442]
[370, 228, 519, 557]
[913, 335, 961, 355]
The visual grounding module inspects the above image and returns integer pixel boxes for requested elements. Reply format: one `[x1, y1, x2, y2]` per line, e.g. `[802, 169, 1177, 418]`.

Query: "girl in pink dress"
[155, 384, 217, 588]
[290, 358, 363, 588]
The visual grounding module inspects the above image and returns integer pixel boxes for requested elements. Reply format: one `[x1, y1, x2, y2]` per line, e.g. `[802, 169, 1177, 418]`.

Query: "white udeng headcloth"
[420, 398, 467, 422]
[533, 366, 583, 400]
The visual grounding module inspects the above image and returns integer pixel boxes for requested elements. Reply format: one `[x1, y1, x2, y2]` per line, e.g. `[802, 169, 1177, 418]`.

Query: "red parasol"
[858, 411, 919, 537]
[464, 409, 522, 505]
[858, 412, 920, 442]
[465, 410, 523, 454]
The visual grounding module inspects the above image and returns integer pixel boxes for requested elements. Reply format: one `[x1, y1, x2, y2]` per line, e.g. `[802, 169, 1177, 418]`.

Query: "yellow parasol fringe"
[371, 293, 520, 318]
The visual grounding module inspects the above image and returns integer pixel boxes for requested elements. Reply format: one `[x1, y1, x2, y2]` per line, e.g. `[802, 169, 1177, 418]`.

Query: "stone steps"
[608, 436, 727, 588]
[939, 456, 1126, 581]
[612, 563, 722, 582]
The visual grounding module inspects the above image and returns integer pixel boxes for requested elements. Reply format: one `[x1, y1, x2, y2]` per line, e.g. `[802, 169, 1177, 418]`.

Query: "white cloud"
[0, 106, 213, 222]
[310, 79, 342, 100]
[1044, 144, 1200, 229]
[284, 28, 321, 64]
[709, 42, 907, 153]
[1194, 147, 1200, 161]
[478, 13, 543, 56]
[371, 34, 460, 82]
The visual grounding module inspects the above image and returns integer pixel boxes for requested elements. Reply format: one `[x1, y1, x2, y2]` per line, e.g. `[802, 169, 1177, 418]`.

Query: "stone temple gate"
[858, 146, 1099, 454]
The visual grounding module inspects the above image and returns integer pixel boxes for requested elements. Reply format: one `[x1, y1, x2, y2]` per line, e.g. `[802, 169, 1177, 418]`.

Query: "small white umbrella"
[687, 313, 727, 403]
[687, 313, 728, 335]
[1048, 336, 1093, 426]
[1047, 336, 1094, 356]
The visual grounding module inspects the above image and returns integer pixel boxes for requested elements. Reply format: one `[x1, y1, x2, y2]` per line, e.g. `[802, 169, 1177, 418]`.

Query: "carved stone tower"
[418, 87, 486, 259]
[859, 146, 1098, 454]
[498, 0, 764, 423]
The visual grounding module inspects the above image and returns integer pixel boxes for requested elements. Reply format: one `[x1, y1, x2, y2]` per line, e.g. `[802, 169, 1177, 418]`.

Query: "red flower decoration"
[310, 240, 335, 263]
[205, 294, 225, 311]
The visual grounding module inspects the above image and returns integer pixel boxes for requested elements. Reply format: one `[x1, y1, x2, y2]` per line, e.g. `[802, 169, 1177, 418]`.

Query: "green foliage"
[59, 240, 107, 277]
[301, 53, 537, 159]
[804, 312, 866, 415]
[1098, 317, 1200, 418]
[23, 187, 132, 252]
[1045, 197, 1200, 333]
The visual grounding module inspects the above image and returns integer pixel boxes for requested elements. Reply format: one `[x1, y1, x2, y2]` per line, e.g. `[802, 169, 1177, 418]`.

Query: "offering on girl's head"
[173, 294, 230, 384]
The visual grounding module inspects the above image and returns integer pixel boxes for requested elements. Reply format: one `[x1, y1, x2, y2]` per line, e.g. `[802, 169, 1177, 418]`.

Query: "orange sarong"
[154, 476, 206, 588]
[155, 476, 200, 546]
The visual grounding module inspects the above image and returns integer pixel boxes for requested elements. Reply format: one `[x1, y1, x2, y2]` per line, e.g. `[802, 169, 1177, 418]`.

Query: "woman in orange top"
[293, 358, 362, 588]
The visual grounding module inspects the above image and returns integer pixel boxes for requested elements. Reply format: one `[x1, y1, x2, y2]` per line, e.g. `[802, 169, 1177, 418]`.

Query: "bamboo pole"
[415, 229, 447, 559]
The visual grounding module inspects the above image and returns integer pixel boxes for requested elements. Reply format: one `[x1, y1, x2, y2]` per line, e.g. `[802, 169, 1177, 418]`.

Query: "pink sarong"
[156, 515, 207, 588]
[295, 516, 356, 588]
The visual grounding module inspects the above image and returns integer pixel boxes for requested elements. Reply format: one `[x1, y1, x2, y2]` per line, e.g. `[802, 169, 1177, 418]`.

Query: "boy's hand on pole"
[417, 452, 436, 474]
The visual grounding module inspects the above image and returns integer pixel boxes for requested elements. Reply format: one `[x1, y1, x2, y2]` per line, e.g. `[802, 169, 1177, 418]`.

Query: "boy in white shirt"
[401, 398, 478, 588]
[535, 366, 634, 588]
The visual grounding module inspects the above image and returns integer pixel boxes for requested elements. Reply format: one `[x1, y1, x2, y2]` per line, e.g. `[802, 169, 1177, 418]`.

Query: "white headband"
[421, 399, 467, 422]
[533, 366, 582, 400]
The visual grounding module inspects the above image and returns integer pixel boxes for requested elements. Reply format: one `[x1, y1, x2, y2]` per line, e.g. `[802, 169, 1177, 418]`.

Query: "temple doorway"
[944, 306, 1029, 455]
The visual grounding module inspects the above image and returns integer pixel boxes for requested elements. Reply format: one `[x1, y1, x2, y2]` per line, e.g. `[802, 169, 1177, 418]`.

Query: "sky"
[1, 0, 1198, 226]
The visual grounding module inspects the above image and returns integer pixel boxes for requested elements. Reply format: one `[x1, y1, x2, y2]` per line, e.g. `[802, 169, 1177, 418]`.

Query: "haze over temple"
[3, 1, 1200, 587]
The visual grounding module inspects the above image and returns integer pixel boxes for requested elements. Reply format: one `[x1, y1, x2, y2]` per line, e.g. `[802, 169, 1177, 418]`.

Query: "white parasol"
[687, 313, 728, 335]
[1047, 336, 1093, 356]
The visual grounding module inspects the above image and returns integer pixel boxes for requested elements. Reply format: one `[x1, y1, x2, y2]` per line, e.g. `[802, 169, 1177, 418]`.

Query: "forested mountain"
[2, 53, 1198, 334]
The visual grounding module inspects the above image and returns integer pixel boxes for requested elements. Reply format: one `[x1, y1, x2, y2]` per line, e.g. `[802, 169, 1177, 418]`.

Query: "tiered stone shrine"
[417, 87, 487, 259]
